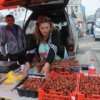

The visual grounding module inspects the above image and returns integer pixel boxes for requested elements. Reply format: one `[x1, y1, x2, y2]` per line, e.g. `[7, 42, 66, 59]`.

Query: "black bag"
[0, 53, 8, 61]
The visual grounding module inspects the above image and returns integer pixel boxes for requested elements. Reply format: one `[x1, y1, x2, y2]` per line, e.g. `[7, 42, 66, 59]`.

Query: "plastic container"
[39, 71, 77, 100]
[81, 64, 89, 70]
[88, 58, 96, 75]
[77, 75, 100, 100]
[15, 75, 45, 98]
[71, 66, 80, 73]
[76, 92, 100, 100]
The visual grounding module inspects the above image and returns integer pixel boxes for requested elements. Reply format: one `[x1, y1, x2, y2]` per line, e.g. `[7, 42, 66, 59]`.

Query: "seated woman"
[25, 16, 68, 77]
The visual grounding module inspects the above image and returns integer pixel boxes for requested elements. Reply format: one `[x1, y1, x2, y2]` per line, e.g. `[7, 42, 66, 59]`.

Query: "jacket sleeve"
[25, 35, 39, 63]
[46, 28, 60, 64]
[0, 27, 6, 54]
[18, 26, 26, 49]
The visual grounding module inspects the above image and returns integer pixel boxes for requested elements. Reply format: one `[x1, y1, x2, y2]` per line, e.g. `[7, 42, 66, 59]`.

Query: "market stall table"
[0, 83, 38, 100]
[0, 70, 38, 100]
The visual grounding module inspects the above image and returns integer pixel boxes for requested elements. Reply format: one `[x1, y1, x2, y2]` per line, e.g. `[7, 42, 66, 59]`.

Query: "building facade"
[94, 8, 100, 21]
[67, 0, 84, 19]
[0, 7, 32, 27]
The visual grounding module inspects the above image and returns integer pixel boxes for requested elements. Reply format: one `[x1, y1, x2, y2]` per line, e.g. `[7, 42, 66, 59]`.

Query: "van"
[93, 18, 100, 40]
[2, 0, 79, 58]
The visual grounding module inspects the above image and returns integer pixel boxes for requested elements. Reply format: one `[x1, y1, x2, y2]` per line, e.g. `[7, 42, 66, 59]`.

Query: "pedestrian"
[25, 16, 68, 77]
[87, 23, 92, 35]
[0, 14, 26, 64]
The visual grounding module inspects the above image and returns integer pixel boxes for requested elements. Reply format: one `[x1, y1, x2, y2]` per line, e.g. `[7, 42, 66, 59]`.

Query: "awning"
[0, 5, 17, 10]
[0, 0, 17, 10]
[1, 0, 69, 11]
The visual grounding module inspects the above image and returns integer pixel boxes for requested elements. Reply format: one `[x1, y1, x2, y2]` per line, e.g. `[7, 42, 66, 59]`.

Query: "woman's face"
[39, 22, 51, 37]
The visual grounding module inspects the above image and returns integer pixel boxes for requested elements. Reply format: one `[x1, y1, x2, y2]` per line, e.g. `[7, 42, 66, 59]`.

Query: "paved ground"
[75, 35, 100, 73]
[76, 54, 100, 73]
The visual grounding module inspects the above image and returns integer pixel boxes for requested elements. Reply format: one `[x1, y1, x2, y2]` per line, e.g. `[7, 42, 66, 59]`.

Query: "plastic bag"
[83, 50, 98, 66]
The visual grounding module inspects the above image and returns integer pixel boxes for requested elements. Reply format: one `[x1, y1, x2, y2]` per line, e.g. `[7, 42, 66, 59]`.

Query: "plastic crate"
[15, 75, 45, 98]
[39, 88, 71, 100]
[76, 92, 100, 100]
[76, 75, 100, 100]
[38, 71, 77, 100]
[91, 95, 100, 100]
[58, 71, 70, 75]
[51, 59, 80, 74]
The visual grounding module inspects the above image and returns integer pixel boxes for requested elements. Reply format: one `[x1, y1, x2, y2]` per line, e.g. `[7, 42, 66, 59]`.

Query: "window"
[22, 8, 25, 12]
[15, 13, 17, 16]
[75, 6, 78, 12]
[71, 6, 73, 10]
[15, 10, 17, 12]
[18, 9, 20, 12]
[25, 20, 37, 35]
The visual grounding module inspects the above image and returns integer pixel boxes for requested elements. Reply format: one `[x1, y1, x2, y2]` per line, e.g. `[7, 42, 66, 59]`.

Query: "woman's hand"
[25, 62, 30, 71]
[41, 62, 50, 78]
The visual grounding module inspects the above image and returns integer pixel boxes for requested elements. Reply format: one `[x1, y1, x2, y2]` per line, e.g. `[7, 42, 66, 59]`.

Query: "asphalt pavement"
[75, 35, 100, 73]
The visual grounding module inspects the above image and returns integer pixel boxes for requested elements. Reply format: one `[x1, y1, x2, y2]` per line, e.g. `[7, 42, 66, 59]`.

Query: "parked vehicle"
[93, 18, 100, 40]
[2, 0, 79, 58]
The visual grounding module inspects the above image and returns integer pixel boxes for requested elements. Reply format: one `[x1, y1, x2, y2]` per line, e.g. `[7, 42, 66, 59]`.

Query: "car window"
[0, 22, 7, 27]
[25, 20, 37, 35]
[95, 21, 100, 28]
[0, 7, 32, 28]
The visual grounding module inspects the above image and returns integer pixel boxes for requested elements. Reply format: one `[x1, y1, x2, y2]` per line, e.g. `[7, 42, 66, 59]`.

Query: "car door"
[69, 16, 79, 53]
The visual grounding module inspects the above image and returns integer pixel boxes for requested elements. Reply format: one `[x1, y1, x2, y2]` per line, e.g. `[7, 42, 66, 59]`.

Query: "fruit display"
[51, 59, 80, 73]
[79, 76, 100, 98]
[31, 53, 41, 68]
[16, 76, 46, 98]
[20, 76, 45, 91]
[31, 59, 80, 73]
[43, 75, 77, 96]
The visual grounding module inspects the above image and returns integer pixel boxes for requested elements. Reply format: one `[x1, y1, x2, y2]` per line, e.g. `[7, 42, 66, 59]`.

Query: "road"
[76, 35, 100, 73]
[78, 36, 100, 54]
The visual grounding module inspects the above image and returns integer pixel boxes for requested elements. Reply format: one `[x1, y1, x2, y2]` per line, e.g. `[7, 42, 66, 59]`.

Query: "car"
[86, 22, 94, 35]
[2, 0, 79, 58]
[93, 18, 100, 40]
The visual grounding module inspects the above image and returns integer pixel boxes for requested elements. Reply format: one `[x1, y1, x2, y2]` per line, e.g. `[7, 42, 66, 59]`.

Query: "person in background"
[25, 16, 68, 77]
[0, 14, 26, 64]
[87, 23, 92, 35]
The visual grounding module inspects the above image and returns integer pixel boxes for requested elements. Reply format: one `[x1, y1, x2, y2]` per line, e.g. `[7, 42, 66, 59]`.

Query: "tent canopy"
[0, 0, 69, 11]
[0, 0, 17, 10]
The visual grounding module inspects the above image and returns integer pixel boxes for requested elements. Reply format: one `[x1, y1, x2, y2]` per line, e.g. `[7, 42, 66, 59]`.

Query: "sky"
[81, 0, 100, 16]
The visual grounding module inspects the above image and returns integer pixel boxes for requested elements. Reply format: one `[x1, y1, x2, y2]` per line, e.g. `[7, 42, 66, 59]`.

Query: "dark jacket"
[26, 28, 65, 64]
[0, 24, 26, 54]
[46, 28, 64, 64]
